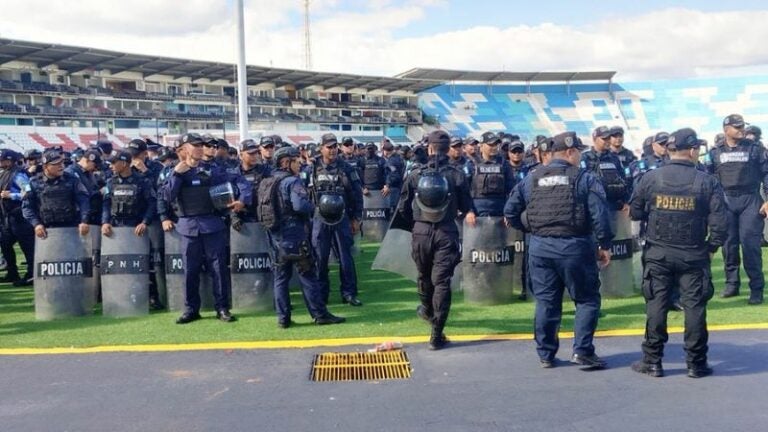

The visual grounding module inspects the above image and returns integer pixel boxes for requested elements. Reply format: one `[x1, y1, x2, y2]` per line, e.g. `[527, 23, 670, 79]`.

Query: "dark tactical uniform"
[393, 131, 474, 350]
[505, 132, 614, 367]
[580, 149, 630, 211]
[164, 143, 233, 320]
[383, 151, 405, 211]
[449, 155, 474, 182]
[102, 172, 156, 228]
[266, 147, 344, 327]
[630, 128, 727, 377]
[361, 152, 387, 191]
[66, 161, 102, 226]
[704, 124, 768, 303]
[614, 147, 637, 172]
[22, 171, 90, 229]
[236, 162, 271, 224]
[308, 153, 363, 304]
[0, 152, 34, 283]
[471, 156, 515, 216]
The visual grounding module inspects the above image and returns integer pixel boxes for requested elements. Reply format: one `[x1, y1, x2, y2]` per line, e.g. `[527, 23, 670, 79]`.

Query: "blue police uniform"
[65, 163, 103, 225]
[361, 154, 387, 191]
[704, 137, 768, 303]
[0, 161, 35, 283]
[102, 172, 156, 227]
[268, 168, 343, 326]
[383, 153, 405, 210]
[22, 171, 90, 229]
[505, 144, 614, 365]
[470, 156, 515, 216]
[236, 162, 271, 223]
[309, 156, 364, 304]
[580, 149, 630, 211]
[164, 163, 232, 317]
[449, 155, 474, 183]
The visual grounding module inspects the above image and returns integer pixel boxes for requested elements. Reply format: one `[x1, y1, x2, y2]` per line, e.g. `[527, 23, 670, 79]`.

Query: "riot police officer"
[505, 131, 614, 369]
[608, 126, 637, 170]
[260, 146, 345, 327]
[448, 136, 474, 181]
[582, 126, 630, 211]
[164, 133, 240, 324]
[66, 148, 104, 227]
[629, 128, 727, 378]
[232, 139, 271, 228]
[22, 150, 90, 239]
[745, 125, 763, 146]
[24, 149, 43, 179]
[101, 151, 156, 240]
[507, 139, 527, 183]
[382, 139, 405, 212]
[705, 114, 768, 304]
[463, 136, 481, 164]
[340, 137, 363, 179]
[629, 132, 668, 188]
[0, 149, 35, 286]
[259, 135, 277, 167]
[392, 130, 476, 350]
[361, 143, 387, 194]
[308, 133, 364, 306]
[472, 132, 515, 217]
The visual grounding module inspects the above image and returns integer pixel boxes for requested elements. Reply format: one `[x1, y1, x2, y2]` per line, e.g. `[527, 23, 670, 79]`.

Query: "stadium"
[2, 38, 765, 151]
[3, 2, 768, 430]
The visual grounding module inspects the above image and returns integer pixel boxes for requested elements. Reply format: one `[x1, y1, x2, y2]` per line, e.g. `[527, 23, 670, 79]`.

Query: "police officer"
[393, 130, 476, 350]
[0, 149, 34, 286]
[705, 114, 768, 304]
[582, 126, 630, 211]
[164, 133, 240, 324]
[259, 136, 277, 167]
[24, 149, 43, 178]
[629, 128, 727, 378]
[505, 131, 614, 369]
[472, 132, 515, 217]
[101, 150, 156, 240]
[745, 125, 763, 146]
[448, 136, 474, 181]
[262, 146, 345, 327]
[382, 139, 405, 212]
[232, 139, 271, 229]
[608, 126, 637, 170]
[22, 150, 90, 239]
[157, 146, 180, 232]
[361, 143, 387, 195]
[126, 139, 163, 185]
[309, 133, 364, 306]
[507, 139, 527, 183]
[340, 137, 363, 179]
[629, 132, 669, 188]
[463, 136, 481, 164]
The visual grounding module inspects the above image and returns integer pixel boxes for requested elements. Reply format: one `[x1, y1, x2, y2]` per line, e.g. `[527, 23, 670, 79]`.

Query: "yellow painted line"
[0, 323, 766, 356]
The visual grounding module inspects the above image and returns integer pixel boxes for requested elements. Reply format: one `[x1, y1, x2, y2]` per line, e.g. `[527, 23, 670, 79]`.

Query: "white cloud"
[1, 3, 767, 81]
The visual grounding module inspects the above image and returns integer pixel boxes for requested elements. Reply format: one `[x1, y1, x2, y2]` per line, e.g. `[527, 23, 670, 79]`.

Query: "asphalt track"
[1, 329, 767, 432]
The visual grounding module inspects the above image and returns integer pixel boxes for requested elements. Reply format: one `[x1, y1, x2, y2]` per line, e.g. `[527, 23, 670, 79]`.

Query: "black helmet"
[274, 146, 299, 164]
[746, 125, 762, 140]
[157, 146, 177, 162]
[317, 194, 346, 225]
[415, 171, 451, 223]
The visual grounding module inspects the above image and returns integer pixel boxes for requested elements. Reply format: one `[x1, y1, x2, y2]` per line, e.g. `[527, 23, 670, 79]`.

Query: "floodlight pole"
[235, 0, 249, 141]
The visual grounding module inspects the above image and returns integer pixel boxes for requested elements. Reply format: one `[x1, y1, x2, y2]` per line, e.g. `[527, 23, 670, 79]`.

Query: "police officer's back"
[393, 130, 476, 350]
[629, 128, 727, 378]
[505, 131, 613, 369]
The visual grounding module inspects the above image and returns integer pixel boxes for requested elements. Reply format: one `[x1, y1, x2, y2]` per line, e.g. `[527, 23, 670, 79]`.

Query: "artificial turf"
[0, 243, 765, 349]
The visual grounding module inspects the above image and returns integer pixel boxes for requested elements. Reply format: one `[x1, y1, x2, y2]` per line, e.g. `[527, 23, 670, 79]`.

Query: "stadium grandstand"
[1, 38, 767, 154]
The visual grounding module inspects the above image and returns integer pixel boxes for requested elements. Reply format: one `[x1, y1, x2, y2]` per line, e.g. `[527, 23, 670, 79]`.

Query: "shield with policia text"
[600, 210, 636, 298]
[148, 223, 168, 307]
[362, 189, 389, 242]
[100, 226, 150, 317]
[461, 216, 516, 304]
[82, 225, 101, 311]
[164, 229, 216, 311]
[230, 222, 273, 311]
[33, 227, 92, 320]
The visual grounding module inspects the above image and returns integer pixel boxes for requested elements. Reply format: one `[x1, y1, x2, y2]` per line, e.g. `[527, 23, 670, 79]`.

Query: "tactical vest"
[39, 180, 78, 226]
[243, 167, 266, 216]
[646, 170, 708, 247]
[714, 144, 758, 193]
[176, 172, 215, 217]
[0, 168, 21, 215]
[526, 165, 589, 237]
[593, 158, 626, 201]
[110, 182, 143, 219]
[313, 164, 346, 197]
[471, 161, 506, 198]
[257, 171, 292, 230]
[362, 158, 384, 188]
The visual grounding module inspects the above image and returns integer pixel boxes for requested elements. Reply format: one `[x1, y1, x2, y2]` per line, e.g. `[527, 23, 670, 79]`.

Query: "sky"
[2, 0, 768, 81]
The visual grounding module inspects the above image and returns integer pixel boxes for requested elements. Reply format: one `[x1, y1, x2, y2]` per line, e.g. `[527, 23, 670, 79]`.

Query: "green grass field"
[0, 243, 766, 349]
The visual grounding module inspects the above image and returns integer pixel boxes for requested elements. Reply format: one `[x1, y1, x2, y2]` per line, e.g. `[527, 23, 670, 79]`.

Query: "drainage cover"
[310, 350, 412, 382]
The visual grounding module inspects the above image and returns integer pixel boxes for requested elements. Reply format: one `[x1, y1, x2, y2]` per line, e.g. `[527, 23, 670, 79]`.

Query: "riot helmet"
[317, 194, 346, 225]
[415, 170, 451, 223]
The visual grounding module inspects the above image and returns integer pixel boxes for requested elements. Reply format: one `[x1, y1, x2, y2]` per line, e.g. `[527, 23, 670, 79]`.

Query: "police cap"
[609, 126, 625, 136]
[216, 138, 230, 149]
[0, 149, 18, 162]
[427, 130, 451, 150]
[321, 133, 338, 146]
[463, 136, 479, 146]
[259, 135, 275, 148]
[481, 131, 501, 145]
[24, 149, 42, 160]
[177, 133, 204, 148]
[145, 139, 162, 152]
[666, 128, 700, 151]
[723, 114, 745, 128]
[41, 150, 64, 165]
[96, 140, 113, 154]
[653, 131, 670, 145]
[109, 150, 133, 164]
[509, 140, 525, 151]
[241, 139, 259, 153]
[274, 146, 299, 164]
[127, 138, 148, 156]
[449, 136, 463, 147]
[745, 124, 762, 139]
[157, 146, 177, 162]
[592, 125, 612, 139]
[201, 133, 217, 145]
[341, 137, 354, 146]
[544, 131, 586, 152]
[83, 149, 102, 164]
[366, 142, 377, 150]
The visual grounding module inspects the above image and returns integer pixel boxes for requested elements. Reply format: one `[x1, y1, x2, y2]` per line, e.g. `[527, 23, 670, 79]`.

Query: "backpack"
[256, 171, 290, 230]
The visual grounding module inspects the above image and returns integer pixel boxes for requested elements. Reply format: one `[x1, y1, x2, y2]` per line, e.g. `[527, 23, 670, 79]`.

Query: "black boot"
[428, 327, 450, 350]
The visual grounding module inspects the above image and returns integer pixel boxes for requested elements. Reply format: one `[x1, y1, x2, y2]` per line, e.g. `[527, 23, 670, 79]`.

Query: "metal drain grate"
[310, 350, 412, 382]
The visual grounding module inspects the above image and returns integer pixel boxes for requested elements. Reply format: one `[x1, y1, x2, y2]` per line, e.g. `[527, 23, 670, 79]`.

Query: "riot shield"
[33, 227, 92, 320]
[100, 227, 150, 317]
[164, 229, 215, 311]
[230, 222, 273, 311]
[362, 190, 389, 242]
[372, 228, 417, 282]
[510, 228, 526, 298]
[148, 223, 167, 307]
[600, 210, 636, 298]
[461, 216, 516, 304]
[82, 225, 101, 311]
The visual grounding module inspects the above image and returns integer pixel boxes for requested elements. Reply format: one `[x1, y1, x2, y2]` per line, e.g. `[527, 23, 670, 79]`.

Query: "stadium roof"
[396, 68, 616, 83]
[0, 38, 436, 93]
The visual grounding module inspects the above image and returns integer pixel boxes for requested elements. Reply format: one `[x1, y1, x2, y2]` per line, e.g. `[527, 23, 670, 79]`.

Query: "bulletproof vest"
[110, 181, 144, 219]
[526, 165, 589, 237]
[243, 167, 266, 215]
[312, 163, 346, 197]
[646, 170, 708, 247]
[39, 179, 78, 226]
[714, 143, 759, 193]
[256, 171, 292, 230]
[0, 168, 21, 214]
[590, 155, 626, 201]
[471, 161, 506, 198]
[362, 157, 384, 187]
[176, 171, 215, 217]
